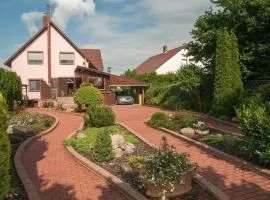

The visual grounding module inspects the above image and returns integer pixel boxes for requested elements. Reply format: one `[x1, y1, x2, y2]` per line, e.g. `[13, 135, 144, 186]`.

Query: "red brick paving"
[112, 105, 270, 200]
[23, 109, 127, 200]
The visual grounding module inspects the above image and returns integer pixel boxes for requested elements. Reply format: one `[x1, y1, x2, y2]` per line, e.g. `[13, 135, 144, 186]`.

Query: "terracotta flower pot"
[146, 171, 193, 198]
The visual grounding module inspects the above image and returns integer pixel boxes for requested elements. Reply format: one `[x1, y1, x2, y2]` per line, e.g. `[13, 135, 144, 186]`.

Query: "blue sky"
[0, 0, 213, 73]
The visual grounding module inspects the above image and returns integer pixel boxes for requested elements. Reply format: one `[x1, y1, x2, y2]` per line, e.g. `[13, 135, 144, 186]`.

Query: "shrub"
[236, 99, 270, 167]
[140, 137, 196, 196]
[0, 91, 10, 199]
[91, 130, 114, 162]
[73, 84, 103, 109]
[43, 101, 54, 108]
[127, 156, 145, 170]
[0, 68, 22, 108]
[258, 83, 270, 103]
[86, 106, 115, 128]
[147, 112, 168, 128]
[212, 30, 243, 118]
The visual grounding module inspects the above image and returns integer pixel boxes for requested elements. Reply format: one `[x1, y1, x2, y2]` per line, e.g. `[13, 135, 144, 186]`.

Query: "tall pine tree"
[213, 30, 243, 117]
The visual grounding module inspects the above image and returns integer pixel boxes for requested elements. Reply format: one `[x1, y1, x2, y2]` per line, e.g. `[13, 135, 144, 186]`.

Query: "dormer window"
[60, 52, 74, 65]
[28, 52, 43, 65]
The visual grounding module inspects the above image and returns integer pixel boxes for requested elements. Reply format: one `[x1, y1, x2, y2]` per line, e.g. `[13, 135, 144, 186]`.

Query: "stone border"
[118, 123, 230, 200]
[14, 114, 59, 200]
[160, 127, 270, 179]
[65, 122, 148, 200]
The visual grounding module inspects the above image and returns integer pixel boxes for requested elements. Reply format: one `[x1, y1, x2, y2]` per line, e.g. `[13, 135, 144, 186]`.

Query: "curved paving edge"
[14, 115, 59, 200]
[118, 123, 230, 200]
[161, 127, 270, 179]
[65, 122, 148, 200]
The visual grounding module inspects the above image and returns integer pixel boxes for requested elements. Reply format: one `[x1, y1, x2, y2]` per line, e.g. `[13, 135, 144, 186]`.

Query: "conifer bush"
[213, 30, 243, 117]
[86, 105, 115, 128]
[91, 130, 114, 162]
[0, 91, 11, 199]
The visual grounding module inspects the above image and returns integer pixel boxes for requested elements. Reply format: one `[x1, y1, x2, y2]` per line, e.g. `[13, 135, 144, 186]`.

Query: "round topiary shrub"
[73, 84, 103, 109]
[91, 130, 114, 162]
[86, 105, 115, 128]
[0, 91, 10, 199]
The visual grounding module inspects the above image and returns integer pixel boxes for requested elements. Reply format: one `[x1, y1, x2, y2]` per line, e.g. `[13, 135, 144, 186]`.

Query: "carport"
[109, 74, 148, 104]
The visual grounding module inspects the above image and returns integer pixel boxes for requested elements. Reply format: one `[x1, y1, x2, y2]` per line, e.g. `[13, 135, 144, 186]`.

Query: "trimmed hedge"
[86, 106, 115, 128]
[73, 84, 103, 109]
[0, 91, 11, 199]
[0, 68, 22, 108]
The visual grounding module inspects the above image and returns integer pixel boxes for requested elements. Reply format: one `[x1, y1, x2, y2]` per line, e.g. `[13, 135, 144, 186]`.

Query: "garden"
[64, 84, 216, 200]
[0, 69, 56, 200]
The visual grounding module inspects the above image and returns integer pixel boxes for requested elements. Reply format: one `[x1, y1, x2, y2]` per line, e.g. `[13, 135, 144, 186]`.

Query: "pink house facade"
[5, 10, 147, 104]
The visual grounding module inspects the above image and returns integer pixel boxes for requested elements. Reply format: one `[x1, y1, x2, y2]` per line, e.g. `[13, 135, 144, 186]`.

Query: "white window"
[28, 52, 43, 65]
[29, 80, 41, 92]
[60, 52, 74, 65]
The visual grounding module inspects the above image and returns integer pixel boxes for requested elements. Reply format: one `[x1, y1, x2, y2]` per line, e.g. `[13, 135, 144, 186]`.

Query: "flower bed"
[147, 111, 270, 170]
[7, 112, 55, 200]
[65, 125, 216, 200]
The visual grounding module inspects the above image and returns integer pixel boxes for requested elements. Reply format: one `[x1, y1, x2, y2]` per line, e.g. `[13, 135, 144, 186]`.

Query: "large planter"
[146, 171, 193, 198]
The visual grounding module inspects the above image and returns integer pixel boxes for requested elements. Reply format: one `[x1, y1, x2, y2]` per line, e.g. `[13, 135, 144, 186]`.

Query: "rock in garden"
[180, 127, 195, 137]
[111, 134, 125, 150]
[76, 132, 86, 139]
[113, 148, 124, 158]
[124, 143, 136, 154]
[7, 125, 14, 134]
[121, 164, 133, 173]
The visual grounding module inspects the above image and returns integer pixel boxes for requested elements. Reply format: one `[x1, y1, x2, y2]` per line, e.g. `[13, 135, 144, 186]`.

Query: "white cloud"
[49, 0, 95, 29]
[21, 11, 43, 35]
[21, 0, 212, 74]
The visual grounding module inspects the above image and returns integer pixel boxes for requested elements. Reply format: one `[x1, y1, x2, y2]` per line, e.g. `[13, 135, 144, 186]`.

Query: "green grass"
[65, 125, 138, 156]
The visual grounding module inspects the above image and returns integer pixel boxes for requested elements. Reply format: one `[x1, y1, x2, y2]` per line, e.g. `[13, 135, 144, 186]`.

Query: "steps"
[57, 97, 77, 112]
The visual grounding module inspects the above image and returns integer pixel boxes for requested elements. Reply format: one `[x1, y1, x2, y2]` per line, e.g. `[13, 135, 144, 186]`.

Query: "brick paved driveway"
[112, 105, 270, 200]
[23, 109, 126, 200]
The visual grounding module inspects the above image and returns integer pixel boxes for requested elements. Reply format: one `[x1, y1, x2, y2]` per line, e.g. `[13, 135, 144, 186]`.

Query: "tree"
[188, 0, 270, 79]
[212, 30, 243, 117]
[0, 91, 10, 199]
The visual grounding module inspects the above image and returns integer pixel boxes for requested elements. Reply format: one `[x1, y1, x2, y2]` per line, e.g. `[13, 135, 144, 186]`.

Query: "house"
[4, 9, 147, 105]
[135, 45, 189, 74]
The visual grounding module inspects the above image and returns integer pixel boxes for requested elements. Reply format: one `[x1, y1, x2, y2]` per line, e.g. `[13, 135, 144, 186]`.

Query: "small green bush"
[91, 130, 114, 162]
[147, 112, 169, 128]
[73, 84, 103, 109]
[127, 156, 145, 169]
[258, 83, 270, 103]
[0, 91, 10, 199]
[43, 101, 54, 108]
[86, 106, 115, 128]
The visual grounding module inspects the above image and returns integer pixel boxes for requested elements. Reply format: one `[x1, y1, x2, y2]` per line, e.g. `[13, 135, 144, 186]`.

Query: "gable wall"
[50, 26, 87, 78]
[155, 49, 188, 74]
[11, 30, 48, 99]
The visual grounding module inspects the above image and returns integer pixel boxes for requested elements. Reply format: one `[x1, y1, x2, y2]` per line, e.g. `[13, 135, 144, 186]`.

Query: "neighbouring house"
[135, 45, 189, 74]
[4, 9, 147, 105]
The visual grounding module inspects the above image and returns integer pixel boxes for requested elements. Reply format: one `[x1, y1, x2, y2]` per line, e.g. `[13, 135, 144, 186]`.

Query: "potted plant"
[140, 137, 197, 200]
[193, 121, 210, 135]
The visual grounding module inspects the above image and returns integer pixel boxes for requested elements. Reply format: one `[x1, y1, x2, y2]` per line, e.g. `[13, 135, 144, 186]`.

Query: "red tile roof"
[4, 21, 102, 71]
[135, 46, 185, 74]
[110, 74, 147, 86]
[79, 49, 104, 71]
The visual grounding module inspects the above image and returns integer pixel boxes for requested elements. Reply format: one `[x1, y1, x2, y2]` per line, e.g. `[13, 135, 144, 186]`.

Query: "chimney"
[42, 15, 48, 28]
[163, 45, 168, 53]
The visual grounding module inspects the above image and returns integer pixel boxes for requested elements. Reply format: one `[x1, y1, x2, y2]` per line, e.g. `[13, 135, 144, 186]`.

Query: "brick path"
[112, 105, 270, 200]
[23, 109, 126, 200]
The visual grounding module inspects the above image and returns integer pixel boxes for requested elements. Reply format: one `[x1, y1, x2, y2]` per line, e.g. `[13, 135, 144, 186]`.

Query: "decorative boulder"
[124, 143, 136, 154]
[180, 127, 195, 138]
[7, 125, 14, 134]
[121, 164, 133, 173]
[111, 134, 125, 150]
[114, 148, 124, 158]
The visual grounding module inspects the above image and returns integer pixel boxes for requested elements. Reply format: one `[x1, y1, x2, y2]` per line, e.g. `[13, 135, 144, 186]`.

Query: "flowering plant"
[140, 137, 197, 196]
[193, 121, 208, 131]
